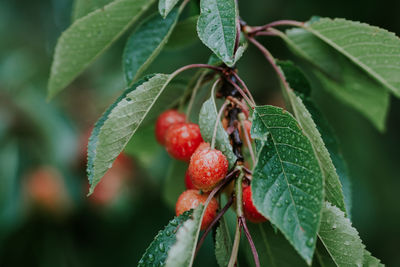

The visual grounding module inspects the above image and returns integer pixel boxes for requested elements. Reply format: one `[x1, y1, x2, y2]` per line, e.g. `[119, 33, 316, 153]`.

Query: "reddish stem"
[254, 30, 280, 37]
[246, 37, 290, 90]
[195, 195, 234, 256]
[226, 79, 255, 107]
[204, 168, 240, 206]
[230, 72, 256, 105]
[242, 166, 253, 175]
[240, 217, 260, 267]
[172, 64, 224, 76]
[250, 20, 304, 33]
[227, 96, 249, 118]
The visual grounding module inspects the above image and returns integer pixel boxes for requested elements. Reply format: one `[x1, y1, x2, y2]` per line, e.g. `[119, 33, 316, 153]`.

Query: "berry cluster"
[155, 105, 267, 230]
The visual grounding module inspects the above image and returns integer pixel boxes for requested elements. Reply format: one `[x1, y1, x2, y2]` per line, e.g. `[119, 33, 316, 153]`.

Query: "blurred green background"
[0, 0, 399, 266]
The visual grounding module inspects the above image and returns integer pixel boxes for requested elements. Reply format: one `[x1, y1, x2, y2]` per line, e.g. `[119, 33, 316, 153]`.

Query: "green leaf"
[314, 240, 337, 267]
[163, 160, 187, 208]
[197, 0, 237, 66]
[251, 105, 324, 264]
[123, 9, 179, 85]
[278, 61, 346, 214]
[363, 250, 384, 267]
[165, 206, 204, 267]
[165, 16, 199, 50]
[48, 0, 154, 98]
[138, 210, 193, 267]
[285, 27, 390, 131]
[232, 40, 248, 65]
[124, 125, 164, 168]
[215, 217, 232, 267]
[302, 98, 353, 218]
[199, 85, 237, 168]
[318, 202, 382, 267]
[243, 222, 308, 267]
[72, 0, 113, 21]
[142, 77, 189, 126]
[159, 0, 180, 18]
[304, 18, 400, 98]
[87, 74, 172, 194]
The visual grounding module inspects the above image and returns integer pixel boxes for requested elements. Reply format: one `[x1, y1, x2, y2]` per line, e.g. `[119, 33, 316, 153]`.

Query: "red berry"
[242, 186, 267, 223]
[194, 142, 210, 153]
[25, 166, 68, 212]
[155, 110, 186, 145]
[165, 123, 203, 161]
[184, 170, 197, 190]
[189, 148, 229, 192]
[175, 189, 219, 230]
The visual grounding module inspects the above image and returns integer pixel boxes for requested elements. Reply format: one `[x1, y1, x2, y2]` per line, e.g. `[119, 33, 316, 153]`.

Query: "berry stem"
[254, 30, 280, 37]
[194, 194, 234, 257]
[238, 113, 255, 166]
[211, 96, 229, 150]
[227, 172, 246, 267]
[230, 72, 255, 105]
[243, 166, 253, 175]
[249, 20, 304, 34]
[235, 172, 244, 217]
[225, 78, 255, 107]
[178, 0, 190, 13]
[226, 96, 249, 118]
[228, 219, 241, 267]
[170, 64, 223, 81]
[186, 71, 208, 119]
[246, 37, 290, 91]
[240, 217, 260, 267]
[204, 168, 240, 209]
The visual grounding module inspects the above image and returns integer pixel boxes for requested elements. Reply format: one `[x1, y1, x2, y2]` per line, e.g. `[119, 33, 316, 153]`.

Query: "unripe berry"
[165, 123, 203, 161]
[242, 186, 267, 223]
[155, 110, 186, 145]
[184, 170, 197, 190]
[189, 148, 228, 192]
[175, 189, 219, 230]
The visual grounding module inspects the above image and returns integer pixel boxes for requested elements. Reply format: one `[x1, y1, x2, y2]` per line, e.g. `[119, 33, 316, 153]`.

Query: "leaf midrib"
[92, 75, 168, 187]
[256, 112, 303, 231]
[215, 0, 231, 61]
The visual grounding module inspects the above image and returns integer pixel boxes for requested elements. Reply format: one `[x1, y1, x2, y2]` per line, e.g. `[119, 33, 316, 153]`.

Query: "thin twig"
[228, 219, 241, 267]
[230, 72, 256, 105]
[211, 98, 229, 149]
[254, 31, 281, 37]
[239, 113, 255, 166]
[242, 166, 253, 175]
[178, 0, 190, 13]
[227, 96, 249, 118]
[186, 71, 208, 119]
[204, 168, 240, 206]
[226, 79, 255, 107]
[246, 37, 290, 90]
[240, 217, 260, 267]
[170, 64, 223, 78]
[228, 172, 245, 267]
[249, 20, 304, 34]
[195, 195, 234, 256]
